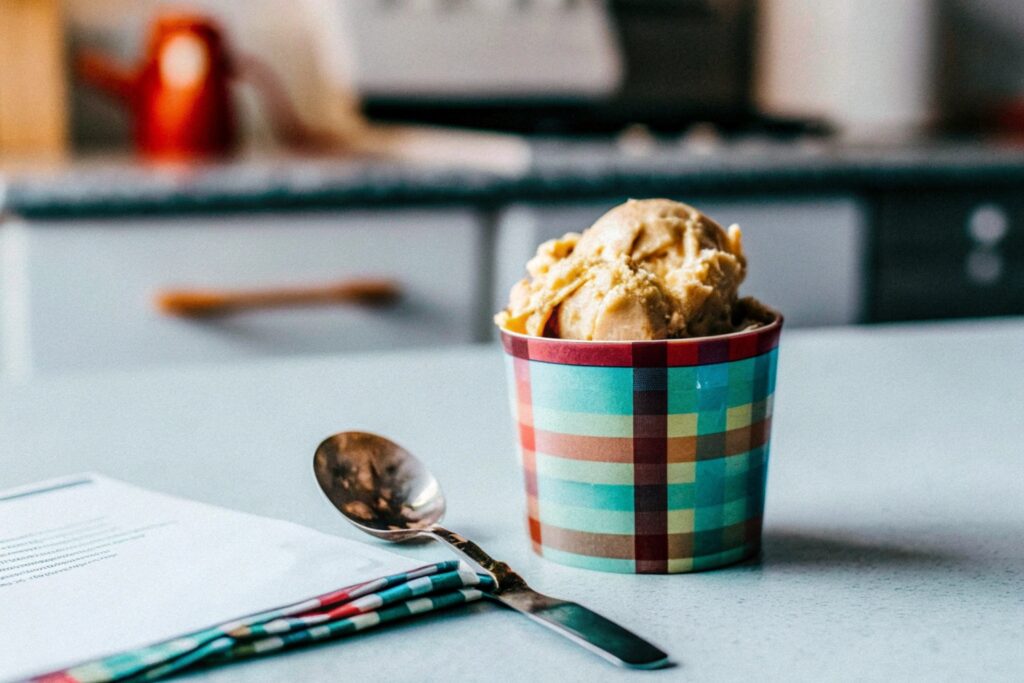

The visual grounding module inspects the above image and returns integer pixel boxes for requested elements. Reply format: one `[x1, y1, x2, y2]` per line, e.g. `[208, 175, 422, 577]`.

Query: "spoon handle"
[426, 526, 669, 669]
[424, 525, 519, 585]
[494, 589, 671, 670]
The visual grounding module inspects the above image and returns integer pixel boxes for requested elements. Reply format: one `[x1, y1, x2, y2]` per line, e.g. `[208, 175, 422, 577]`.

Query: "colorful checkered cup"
[500, 315, 782, 574]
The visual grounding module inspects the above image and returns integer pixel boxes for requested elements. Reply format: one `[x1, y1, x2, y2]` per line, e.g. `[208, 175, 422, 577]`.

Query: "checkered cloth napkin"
[34, 560, 493, 683]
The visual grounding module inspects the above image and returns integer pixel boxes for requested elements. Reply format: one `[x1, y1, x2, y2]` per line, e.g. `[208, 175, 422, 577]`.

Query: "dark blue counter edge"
[7, 162, 1024, 220]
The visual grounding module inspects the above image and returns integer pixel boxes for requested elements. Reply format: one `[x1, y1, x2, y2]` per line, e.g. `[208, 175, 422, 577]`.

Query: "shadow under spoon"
[313, 431, 671, 670]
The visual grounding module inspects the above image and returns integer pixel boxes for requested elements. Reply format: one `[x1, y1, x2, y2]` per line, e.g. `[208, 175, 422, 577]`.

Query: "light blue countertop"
[2, 320, 1022, 681]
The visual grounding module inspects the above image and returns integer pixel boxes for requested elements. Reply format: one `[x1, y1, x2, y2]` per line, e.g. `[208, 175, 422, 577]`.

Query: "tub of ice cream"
[497, 198, 782, 573]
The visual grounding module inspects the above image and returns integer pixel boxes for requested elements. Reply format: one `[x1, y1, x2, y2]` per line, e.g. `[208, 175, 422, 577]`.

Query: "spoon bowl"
[313, 431, 445, 542]
[313, 430, 671, 670]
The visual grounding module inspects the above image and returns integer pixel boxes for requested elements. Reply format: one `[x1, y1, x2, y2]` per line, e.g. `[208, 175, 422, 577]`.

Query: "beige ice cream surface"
[496, 198, 764, 340]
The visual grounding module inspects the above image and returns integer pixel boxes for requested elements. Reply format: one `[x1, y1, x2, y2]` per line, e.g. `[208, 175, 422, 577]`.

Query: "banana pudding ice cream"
[496, 198, 771, 340]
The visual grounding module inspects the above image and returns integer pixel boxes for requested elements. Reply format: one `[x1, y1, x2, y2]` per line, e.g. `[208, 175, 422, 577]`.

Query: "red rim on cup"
[500, 315, 782, 573]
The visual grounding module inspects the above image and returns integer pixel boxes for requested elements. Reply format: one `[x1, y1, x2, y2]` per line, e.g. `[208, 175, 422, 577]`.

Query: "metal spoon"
[313, 431, 671, 670]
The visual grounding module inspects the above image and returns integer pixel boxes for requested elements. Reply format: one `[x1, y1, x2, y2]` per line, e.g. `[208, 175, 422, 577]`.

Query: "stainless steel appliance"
[312, 0, 763, 133]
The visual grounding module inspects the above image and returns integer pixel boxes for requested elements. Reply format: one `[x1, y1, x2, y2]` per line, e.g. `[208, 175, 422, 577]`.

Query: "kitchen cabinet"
[870, 191, 1024, 322]
[0, 209, 484, 378]
[13, 188, 1011, 379]
[494, 197, 866, 330]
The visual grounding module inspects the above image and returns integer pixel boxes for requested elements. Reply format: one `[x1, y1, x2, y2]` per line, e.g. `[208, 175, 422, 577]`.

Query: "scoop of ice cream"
[554, 255, 675, 340]
[495, 198, 753, 340]
[574, 198, 747, 337]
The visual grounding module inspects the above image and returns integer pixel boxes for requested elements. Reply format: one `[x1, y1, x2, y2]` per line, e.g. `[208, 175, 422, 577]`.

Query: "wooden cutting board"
[0, 0, 69, 158]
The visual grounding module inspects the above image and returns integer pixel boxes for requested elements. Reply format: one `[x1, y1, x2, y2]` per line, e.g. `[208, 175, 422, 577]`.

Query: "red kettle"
[77, 13, 236, 161]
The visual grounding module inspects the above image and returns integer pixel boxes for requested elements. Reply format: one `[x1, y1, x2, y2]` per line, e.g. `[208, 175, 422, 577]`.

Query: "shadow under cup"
[501, 316, 782, 574]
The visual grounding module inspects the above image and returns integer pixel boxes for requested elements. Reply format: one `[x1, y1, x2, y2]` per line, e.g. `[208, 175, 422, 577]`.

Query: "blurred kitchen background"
[2, 0, 1024, 378]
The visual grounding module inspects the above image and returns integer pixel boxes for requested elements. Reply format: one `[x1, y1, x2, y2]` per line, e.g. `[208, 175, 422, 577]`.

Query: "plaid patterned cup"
[500, 315, 782, 574]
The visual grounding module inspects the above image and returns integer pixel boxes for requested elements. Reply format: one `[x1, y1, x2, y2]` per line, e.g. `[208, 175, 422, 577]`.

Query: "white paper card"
[0, 474, 423, 682]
